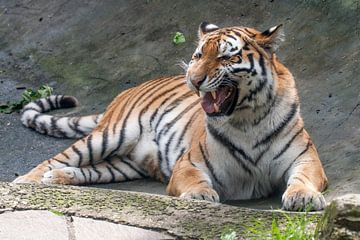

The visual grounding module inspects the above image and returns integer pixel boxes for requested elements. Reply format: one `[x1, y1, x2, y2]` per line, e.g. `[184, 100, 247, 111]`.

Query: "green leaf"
[173, 32, 186, 44]
[49, 209, 64, 216]
[0, 85, 53, 114]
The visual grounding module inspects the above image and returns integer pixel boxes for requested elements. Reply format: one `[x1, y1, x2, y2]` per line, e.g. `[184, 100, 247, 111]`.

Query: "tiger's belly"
[129, 109, 198, 181]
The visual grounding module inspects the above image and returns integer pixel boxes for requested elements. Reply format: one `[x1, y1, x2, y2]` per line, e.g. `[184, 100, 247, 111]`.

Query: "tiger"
[14, 22, 328, 211]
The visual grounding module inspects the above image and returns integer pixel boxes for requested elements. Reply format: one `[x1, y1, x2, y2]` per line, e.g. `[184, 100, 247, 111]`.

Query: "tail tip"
[60, 96, 79, 108]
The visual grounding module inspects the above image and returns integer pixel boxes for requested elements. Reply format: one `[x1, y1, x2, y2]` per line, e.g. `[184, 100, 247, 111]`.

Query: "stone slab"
[0, 210, 68, 240]
[72, 216, 173, 240]
[0, 182, 322, 239]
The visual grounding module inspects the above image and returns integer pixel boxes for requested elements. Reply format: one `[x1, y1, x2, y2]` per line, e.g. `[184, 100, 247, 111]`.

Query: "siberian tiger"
[14, 22, 328, 211]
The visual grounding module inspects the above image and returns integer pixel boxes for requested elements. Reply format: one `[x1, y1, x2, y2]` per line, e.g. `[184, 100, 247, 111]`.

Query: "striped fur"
[14, 23, 327, 211]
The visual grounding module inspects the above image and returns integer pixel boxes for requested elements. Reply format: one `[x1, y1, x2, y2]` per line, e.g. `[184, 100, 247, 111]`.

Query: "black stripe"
[39, 122, 48, 135]
[138, 82, 186, 135]
[237, 77, 267, 107]
[252, 90, 276, 126]
[157, 99, 200, 141]
[35, 99, 45, 112]
[107, 160, 130, 180]
[207, 124, 253, 175]
[106, 166, 116, 182]
[164, 131, 176, 173]
[87, 134, 94, 165]
[121, 159, 148, 178]
[226, 34, 237, 40]
[91, 165, 102, 181]
[253, 102, 298, 149]
[199, 143, 223, 187]
[175, 111, 200, 148]
[293, 176, 306, 185]
[187, 152, 196, 167]
[272, 127, 304, 161]
[281, 140, 312, 182]
[52, 157, 70, 167]
[61, 152, 70, 159]
[150, 91, 193, 128]
[46, 97, 55, 110]
[109, 77, 181, 157]
[68, 118, 87, 137]
[101, 127, 109, 158]
[258, 54, 267, 76]
[72, 145, 83, 167]
[54, 95, 59, 109]
[173, 147, 186, 170]
[79, 168, 87, 182]
[154, 105, 178, 134]
[87, 168, 93, 182]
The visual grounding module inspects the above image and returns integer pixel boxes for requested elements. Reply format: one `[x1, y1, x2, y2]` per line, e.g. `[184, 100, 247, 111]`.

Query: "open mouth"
[200, 85, 239, 116]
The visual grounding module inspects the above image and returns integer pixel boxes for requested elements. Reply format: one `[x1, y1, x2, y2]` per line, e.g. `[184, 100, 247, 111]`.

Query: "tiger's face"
[186, 22, 283, 118]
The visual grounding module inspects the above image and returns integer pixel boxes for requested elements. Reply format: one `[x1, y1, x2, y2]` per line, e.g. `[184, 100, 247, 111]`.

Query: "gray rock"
[319, 194, 360, 240]
[72, 216, 173, 240]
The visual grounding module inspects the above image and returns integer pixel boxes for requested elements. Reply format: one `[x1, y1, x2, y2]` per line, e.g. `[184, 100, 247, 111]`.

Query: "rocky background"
[0, 0, 359, 208]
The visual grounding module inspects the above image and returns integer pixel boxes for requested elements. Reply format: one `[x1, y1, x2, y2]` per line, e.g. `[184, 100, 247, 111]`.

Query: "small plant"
[49, 209, 64, 216]
[220, 230, 237, 240]
[0, 85, 53, 114]
[245, 212, 319, 240]
[173, 31, 186, 44]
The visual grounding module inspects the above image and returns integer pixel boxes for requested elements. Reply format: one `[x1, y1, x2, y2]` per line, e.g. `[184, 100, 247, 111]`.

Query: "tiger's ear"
[255, 24, 284, 52]
[198, 22, 219, 38]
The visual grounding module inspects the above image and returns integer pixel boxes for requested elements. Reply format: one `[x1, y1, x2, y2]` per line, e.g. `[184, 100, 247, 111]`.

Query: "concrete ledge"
[0, 182, 321, 239]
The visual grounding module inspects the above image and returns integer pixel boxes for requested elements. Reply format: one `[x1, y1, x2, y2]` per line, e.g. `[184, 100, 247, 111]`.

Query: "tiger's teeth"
[211, 91, 217, 100]
[214, 103, 219, 112]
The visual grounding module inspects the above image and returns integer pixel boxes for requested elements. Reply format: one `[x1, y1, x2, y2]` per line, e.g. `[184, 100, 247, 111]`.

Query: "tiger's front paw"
[13, 174, 42, 184]
[41, 168, 76, 185]
[282, 185, 326, 211]
[180, 187, 220, 202]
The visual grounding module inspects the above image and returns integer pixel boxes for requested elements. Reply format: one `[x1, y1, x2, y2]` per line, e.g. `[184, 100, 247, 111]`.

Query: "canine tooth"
[214, 103, 219, 112]
[211, 91, 217, 99]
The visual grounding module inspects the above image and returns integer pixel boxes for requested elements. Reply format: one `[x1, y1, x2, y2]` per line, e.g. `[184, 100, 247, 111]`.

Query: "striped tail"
[21, 95, 103, 139]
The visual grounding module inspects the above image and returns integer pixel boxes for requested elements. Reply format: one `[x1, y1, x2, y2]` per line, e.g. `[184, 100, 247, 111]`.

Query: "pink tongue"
[201, 92, 215, 113]
[200, 87, 230, 114]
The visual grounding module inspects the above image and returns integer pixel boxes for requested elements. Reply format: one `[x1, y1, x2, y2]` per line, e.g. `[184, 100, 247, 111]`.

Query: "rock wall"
[0, 0, 359, 205]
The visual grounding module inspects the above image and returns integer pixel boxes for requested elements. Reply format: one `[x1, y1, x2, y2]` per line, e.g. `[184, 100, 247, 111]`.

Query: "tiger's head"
[186, 22, 284, 119]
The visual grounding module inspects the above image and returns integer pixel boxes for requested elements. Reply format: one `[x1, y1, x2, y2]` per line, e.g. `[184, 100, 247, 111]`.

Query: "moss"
[0, 183, 322, 239]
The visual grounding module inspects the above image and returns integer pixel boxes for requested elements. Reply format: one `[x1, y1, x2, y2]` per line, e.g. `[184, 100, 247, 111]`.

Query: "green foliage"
[0, 85, 53, 114]
[173, 32, 186, 44]
[220, 230, 237, 240]
[245, 212, 319, 240]
[49, 209, 64, 216]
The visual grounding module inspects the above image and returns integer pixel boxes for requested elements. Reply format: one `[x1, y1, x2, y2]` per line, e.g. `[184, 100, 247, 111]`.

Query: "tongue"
[201, 87, 231, 114]
[201, 92, 216, 113]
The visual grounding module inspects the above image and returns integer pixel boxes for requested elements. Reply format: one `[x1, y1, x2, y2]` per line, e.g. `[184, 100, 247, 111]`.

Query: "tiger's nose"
[191, 75, 207, 90]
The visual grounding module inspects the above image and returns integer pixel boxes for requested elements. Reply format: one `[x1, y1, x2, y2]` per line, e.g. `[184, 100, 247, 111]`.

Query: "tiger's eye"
[194, 53, 202, 59]
[219, 55, 231, 61]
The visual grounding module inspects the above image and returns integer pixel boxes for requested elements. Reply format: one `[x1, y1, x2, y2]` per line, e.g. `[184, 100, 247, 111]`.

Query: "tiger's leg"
[41, 156, 148, 185]
[166, 148, 220, 202]
[281, 138, 328, 211]
[13, 125, 136, 184]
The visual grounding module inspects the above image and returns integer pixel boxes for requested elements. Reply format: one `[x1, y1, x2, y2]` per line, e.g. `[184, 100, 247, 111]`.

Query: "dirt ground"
[0, 0, 359, 209]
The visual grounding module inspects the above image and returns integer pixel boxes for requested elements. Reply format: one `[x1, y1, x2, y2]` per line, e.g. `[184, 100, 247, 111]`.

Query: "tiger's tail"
[21, 95, 103, 139]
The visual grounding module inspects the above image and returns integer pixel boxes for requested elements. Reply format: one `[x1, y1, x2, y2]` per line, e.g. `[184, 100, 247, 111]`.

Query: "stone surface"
[0, 0, 359, 209]
[319, 194, 360, 240]
[0, 210, 68, 240]
[0, 210, 172, 240]
[72, 216, 172, 240]
[0, 182, 321, 239]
